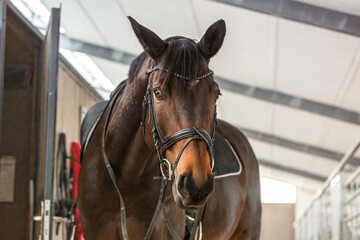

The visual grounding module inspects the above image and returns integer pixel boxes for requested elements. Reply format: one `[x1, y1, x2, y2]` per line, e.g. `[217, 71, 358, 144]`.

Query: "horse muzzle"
[172, 172, 214, 209]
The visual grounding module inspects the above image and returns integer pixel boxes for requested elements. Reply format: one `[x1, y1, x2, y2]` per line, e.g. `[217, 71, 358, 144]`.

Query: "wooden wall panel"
[0, 6, 40, 239]
[55, 66, 98, 155]
[0, 88, 33, 239]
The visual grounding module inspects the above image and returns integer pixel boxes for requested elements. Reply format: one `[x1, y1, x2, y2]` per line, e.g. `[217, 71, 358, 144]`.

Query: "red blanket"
[70, 142, 83, 240]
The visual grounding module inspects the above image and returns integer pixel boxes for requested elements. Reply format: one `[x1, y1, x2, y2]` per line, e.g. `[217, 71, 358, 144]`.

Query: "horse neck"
[105, 76, 157, 184]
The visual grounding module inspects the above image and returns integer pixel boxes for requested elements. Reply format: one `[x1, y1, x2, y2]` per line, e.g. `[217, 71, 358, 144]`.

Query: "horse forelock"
[127, 37, 209, 94]
[162, 37, 204, 91]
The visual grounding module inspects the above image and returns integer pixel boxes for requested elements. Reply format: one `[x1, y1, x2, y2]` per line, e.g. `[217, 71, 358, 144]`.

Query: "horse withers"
[78, 17, 261, 240]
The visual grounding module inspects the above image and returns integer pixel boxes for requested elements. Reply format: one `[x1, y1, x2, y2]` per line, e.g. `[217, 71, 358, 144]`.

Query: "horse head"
[128, 17, 226, 209]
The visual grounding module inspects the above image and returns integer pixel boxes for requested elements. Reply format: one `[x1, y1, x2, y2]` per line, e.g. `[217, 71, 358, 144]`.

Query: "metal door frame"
[41, 7, 61, 240]
[0, 0, 7, 153]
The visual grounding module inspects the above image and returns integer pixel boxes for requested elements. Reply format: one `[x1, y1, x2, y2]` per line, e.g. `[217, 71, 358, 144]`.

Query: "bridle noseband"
[141, 62, 217, 181]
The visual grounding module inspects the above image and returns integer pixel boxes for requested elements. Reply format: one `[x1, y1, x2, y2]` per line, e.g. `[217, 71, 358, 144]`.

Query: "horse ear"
[197, 19, 226, 60]
[128, 16, 168, 59]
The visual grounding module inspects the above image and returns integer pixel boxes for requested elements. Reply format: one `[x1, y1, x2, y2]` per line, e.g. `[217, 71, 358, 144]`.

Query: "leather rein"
[101, 62, 216, 240]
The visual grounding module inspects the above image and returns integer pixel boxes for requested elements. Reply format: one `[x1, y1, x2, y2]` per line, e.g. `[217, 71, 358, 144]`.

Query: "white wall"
[260, 204, 295, 240]
[296, 187, 316, 219]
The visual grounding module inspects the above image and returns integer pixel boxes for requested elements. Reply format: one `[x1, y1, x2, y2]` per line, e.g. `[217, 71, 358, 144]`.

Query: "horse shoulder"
[215, 119, 262, 238]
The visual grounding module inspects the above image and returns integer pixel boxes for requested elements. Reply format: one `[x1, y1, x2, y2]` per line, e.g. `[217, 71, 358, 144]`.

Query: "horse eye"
[215, 89, 222, 101]
[154, 88, 164, 100]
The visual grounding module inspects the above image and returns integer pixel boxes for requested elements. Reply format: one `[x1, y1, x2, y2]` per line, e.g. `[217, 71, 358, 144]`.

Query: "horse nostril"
[178, 173, 214, 200]
[178, 172, 191, 197]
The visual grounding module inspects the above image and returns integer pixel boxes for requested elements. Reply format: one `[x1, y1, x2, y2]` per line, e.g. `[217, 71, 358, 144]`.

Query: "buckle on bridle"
[146, 65, 160, 75]
[160, 158, 173, 181]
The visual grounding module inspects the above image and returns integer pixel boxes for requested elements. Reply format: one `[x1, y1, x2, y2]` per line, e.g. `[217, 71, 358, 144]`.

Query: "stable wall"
[260, 203, 295, 240]
[0, 6, 40, 239]
[296, 187, 316, 219]
[56, 61, 101, 152]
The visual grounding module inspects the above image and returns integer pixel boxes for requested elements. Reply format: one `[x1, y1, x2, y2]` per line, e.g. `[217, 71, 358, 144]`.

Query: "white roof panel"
[218, 90, 273, 134]
[42, 0, 106, 45]
[121, 0, 199, 39]
[338, 58, 360, 112]
[276, 19, 360, 105]
[193, 0, 277, 89]
[320, 120, 360, 154]
[75, 0, 142, 54]
[274, 105, 329, 146]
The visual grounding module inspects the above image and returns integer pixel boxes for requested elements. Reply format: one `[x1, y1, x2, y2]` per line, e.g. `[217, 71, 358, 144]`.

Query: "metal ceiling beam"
[211, 0, 360, 37]
[217, 77, 360, 125]
[239, 126, 360, 165]
[258, 159, 327, 182]
[60, 35, 135, 64]
[59, 37, 360, 125]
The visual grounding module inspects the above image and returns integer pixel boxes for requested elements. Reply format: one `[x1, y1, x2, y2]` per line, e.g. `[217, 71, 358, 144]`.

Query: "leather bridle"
[141, 62, 216, 181]
[101, 61, 217, 240]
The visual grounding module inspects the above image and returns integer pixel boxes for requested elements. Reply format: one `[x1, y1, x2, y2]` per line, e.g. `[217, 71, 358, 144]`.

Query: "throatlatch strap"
[103, 152, 129, 240]
[101, 83, 129, 240]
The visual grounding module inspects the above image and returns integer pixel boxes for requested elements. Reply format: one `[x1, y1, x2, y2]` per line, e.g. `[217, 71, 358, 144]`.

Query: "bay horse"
[78, 17, 261, 240]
